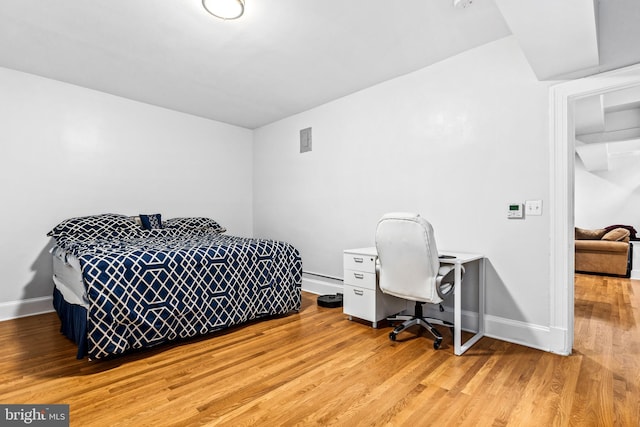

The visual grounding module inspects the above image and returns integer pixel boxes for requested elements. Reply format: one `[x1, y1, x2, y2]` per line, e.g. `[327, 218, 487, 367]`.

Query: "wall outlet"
[525, 200, 543, 216]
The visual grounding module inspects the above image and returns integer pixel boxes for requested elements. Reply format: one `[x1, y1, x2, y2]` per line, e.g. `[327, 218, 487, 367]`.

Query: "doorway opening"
[549, 63, 640, 355]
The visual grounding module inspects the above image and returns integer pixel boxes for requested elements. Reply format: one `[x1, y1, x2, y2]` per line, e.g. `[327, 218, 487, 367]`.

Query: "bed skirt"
[53, 286, 87, 359]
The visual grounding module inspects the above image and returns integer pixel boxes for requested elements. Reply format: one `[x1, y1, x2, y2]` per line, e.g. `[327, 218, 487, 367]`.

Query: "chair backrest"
[375, 212, 444, 304]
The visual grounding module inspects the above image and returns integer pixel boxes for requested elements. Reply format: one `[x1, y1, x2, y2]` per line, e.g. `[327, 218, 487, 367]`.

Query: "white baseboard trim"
[484, 314, 570, 355]
[0, 296, 54, 322]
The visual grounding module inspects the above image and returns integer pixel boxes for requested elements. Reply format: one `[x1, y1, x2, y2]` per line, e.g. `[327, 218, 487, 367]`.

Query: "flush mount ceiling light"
[202, 0, 245, 20]
[453, 0, 472, 8]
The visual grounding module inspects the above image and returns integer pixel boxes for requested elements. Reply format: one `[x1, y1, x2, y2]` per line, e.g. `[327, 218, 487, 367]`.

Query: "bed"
[48, 214, 302, 360]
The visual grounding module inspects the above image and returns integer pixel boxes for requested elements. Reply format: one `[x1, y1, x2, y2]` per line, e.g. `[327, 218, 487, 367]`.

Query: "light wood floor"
[0, 274, 638, 426]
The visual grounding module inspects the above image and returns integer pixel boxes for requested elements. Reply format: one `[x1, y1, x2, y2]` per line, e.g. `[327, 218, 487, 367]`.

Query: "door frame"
[549, 63, 640, 355]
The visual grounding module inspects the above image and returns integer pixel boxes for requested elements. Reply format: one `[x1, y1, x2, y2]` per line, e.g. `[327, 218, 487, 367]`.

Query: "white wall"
[575, 155, 640, 231]
[0, 66, 253, 316]
[253, 37, 555, 336]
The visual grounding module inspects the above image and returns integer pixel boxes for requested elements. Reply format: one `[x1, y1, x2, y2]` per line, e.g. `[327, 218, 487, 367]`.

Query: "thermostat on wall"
[507, 203, 524, 219]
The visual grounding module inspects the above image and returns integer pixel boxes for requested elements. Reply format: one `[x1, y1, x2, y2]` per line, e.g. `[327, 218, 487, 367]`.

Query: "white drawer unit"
[343, 251, 376, 274]
[343, 248, 406, 328]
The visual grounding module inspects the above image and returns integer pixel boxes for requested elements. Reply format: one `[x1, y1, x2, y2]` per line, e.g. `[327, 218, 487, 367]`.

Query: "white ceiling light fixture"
[453, 0, 472, 8]
[202, 0, 245, 20]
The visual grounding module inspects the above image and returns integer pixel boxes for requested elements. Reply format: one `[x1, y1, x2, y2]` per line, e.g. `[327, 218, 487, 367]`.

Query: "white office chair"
[375, 212, 462, 350]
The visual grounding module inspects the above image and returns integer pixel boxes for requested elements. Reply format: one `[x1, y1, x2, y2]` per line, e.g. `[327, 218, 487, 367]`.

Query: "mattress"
[51, 246, 89, 309]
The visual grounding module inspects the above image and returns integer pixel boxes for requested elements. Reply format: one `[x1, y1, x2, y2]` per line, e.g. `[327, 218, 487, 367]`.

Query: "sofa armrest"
[575, 240, 629, 253]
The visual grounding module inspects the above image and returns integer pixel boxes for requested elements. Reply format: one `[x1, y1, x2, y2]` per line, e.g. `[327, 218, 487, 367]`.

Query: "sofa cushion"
[575, 227, 607, 240]
[602, 228, 630, 242]
[604, 224, 638, 239]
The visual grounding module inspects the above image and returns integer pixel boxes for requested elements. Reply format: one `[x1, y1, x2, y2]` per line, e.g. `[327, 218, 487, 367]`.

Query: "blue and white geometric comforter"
[54, 227, 302, 360]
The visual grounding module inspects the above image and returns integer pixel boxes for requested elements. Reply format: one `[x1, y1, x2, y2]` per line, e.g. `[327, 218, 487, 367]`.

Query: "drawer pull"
[353, 289, 364, 296]
[353, 257, 364, 263]
[353, 272, 364, 280]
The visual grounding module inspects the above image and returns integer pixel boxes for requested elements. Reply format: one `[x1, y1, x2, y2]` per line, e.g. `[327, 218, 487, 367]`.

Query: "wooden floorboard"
[0, 273, 638, 426]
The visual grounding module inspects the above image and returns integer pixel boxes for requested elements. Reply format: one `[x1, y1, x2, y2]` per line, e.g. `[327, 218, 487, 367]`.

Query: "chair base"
[387, 302, 453, 350]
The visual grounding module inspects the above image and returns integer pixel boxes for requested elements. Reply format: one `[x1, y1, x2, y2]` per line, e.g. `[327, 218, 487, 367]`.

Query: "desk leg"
[478, 258, 485, 336]
[454, 261, 462, 355]
[456, 258, 485, 355]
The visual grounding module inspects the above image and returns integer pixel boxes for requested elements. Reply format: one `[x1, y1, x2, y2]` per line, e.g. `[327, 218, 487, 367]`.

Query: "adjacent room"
[574, 86, 640, 278]
[1, 1, 639, 425]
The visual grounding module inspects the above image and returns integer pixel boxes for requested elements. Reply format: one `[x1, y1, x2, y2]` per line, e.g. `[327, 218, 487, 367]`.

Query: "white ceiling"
[0, 0, 637, 129]
[494, 0, 599, 79]
[575, 85, 640, 172]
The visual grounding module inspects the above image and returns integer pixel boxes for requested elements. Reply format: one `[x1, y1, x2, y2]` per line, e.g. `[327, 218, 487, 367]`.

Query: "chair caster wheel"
[389, 332, 397, 341]
[433, 339, 442, 350]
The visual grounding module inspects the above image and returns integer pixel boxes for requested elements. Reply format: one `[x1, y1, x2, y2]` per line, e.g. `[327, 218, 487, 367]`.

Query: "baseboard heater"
[302, 271, 343, 282]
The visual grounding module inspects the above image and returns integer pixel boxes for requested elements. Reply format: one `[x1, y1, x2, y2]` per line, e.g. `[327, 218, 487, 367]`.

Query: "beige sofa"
[575, 227, 631, 277]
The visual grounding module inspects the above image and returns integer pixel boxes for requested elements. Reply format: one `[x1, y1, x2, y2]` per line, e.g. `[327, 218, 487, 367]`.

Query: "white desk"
[343, 247, 485, 356]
